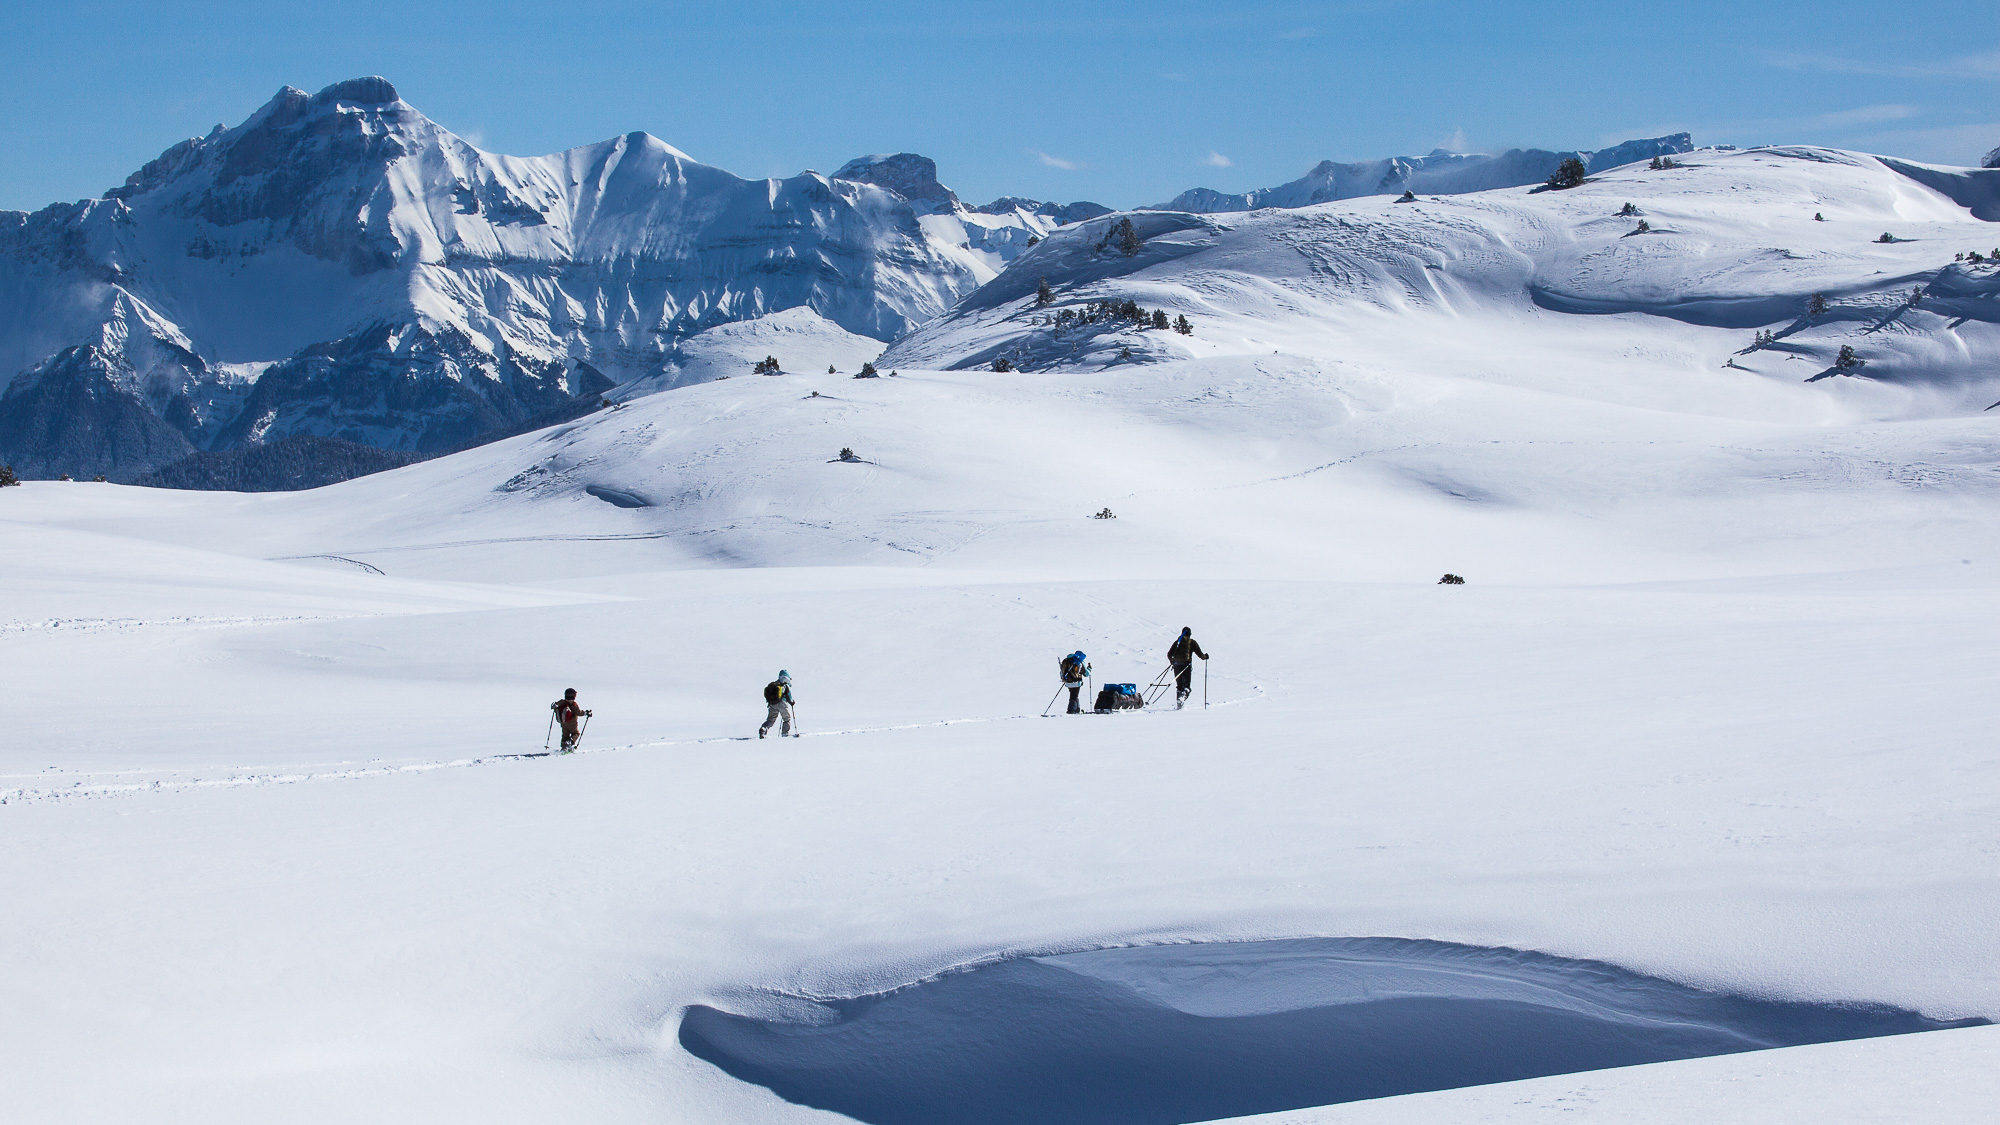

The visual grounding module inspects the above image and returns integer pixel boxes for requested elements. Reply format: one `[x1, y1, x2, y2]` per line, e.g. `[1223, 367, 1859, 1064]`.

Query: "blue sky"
[1, 0, 1993, 211]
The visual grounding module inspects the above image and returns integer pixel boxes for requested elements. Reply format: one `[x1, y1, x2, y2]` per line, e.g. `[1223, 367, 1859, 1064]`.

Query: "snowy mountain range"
[0, 78, 1098, 481]
[3, 76, 1992, 489]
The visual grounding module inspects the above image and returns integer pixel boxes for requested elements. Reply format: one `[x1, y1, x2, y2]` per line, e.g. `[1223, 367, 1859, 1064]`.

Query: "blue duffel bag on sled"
[1094, 683, 1144, 712]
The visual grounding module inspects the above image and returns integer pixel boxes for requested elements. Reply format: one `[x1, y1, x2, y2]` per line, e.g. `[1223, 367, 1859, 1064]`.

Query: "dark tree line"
[1041, 299, 1193, 335]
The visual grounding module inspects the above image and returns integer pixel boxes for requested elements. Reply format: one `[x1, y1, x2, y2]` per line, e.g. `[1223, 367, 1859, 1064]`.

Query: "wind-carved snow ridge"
[680, 937, 1985, 1125]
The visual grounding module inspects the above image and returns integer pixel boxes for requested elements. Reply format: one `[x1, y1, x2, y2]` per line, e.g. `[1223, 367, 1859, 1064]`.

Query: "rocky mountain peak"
[833, 153, 959, 214]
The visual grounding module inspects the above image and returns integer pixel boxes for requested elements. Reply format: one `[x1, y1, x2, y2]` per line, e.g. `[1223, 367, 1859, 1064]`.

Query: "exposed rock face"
[0, 346, 195, 479]
[212, 323, 610, 454]
[834, 153, 960, 215]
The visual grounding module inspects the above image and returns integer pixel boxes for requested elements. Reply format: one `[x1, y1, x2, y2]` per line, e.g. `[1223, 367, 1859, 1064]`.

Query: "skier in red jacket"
[551, 688, 592, 752]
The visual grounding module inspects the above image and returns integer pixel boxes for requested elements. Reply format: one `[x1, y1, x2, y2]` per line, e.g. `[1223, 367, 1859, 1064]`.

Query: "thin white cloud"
[1032, 150, 1081, 170]
[1813, 104, 1921, 127]
[1440, 127, 1469, 153]
[1768, 47, 2000, 80]
[1204, 151, 1232, 168]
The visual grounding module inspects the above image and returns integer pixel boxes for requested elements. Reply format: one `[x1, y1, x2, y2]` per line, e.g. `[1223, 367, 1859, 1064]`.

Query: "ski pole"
[1042, 684, 1065, 717]
[574, 713, 591, 752]
[544, 711, 555, 752]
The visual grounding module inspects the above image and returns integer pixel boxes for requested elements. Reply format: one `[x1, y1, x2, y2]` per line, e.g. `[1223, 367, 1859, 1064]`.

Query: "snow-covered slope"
[0, 79, 1101, 479]
[609, 307, 888, 398]
[4, 331, 1999, 1121]
[4, 118, 2000, 1125]
[1153, 134, 1694, 212]
[887, 146, 2000, 416]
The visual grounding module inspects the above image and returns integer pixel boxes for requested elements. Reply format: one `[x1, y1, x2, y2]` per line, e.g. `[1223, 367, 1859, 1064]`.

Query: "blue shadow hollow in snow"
[679, 937, 1984, 1125]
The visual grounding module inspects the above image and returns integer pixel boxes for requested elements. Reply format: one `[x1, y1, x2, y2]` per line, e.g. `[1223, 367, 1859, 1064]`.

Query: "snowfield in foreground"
[4, 144, 2000, 1123]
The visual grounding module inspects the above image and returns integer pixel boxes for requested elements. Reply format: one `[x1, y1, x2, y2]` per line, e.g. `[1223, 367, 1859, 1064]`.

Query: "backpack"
[764, 680, 785, 704]
[1059, 653, 1087, 682]
[1093, 683, 1144, 712]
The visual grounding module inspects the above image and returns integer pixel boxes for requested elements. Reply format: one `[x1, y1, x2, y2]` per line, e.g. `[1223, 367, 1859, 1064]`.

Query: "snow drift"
[682, 938, 1982, 1125]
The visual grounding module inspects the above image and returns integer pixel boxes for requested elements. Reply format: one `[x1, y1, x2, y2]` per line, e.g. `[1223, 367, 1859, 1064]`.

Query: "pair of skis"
[1144, 660, 1209, 710]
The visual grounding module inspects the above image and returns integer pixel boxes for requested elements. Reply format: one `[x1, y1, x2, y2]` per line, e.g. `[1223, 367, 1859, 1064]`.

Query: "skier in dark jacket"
[1167, 627, 1208, 709]
[551, 688, 592, 752]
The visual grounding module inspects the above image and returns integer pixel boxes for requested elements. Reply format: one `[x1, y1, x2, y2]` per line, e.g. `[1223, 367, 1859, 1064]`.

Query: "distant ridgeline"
[0, 78, 1103, 489]
[1150, 135, 1696, 212]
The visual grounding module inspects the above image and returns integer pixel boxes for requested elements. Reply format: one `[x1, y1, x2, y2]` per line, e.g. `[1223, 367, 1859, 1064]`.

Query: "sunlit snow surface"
[682, 938, 1982, 1125]
[5, 141, 2000, 1124]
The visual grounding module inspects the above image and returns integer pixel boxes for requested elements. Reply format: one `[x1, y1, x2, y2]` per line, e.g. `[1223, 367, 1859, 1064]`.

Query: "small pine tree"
[1835, 344, 1861, 369]
[1808, 292, 1828, 318]
[858, 361, 878, 377]
[1115, 217, 1141, 255]
[0, 464, 18, 487]
[828, 365, 837, 374]
[1026, 234, 1041, 247]
[1619, 202, 1638, 216]
[1174, 314, 1192, 335]
[1814, 212, 1826, 221]
[838, 447, 858, 462]
[1907, 286, 1923, 307]
[92, 474, 106, 483]
[1547, 157, 1587, 190]
[1397, 190, 1416, 203]
[1035, 277, 1053, 307]
[1117, 346, 1133, 361]
[58, 473, 72, 481]
[1635, 219, 1651, 233]
[1877, 232, 1895, 243]
[1151, 309, 1169, 330]
[753, 355, 781, 375]
[992, 357, 1014, 372]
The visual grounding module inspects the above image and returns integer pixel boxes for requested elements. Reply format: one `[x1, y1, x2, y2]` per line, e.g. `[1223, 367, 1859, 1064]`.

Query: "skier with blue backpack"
[1058, 651, 1091, 714]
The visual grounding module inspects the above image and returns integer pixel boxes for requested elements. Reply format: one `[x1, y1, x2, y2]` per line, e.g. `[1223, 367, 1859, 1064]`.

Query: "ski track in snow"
[0, 680, 1266, 807]
[0, 613, 363, 637]
[271, 554, 387, 575]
